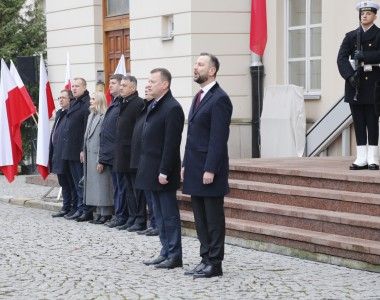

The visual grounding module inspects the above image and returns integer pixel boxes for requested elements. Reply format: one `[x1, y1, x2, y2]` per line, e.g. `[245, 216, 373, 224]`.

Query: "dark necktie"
[195, 90, 204, 109]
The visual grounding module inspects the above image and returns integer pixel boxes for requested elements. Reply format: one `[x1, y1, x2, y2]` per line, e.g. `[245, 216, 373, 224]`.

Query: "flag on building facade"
[64, 52, 71, 90]
[250, 0, 267, 56]
[106, 54, 127, 105]
[36, 55, 55, 179]
[10, 60, 37, 114]
[0, 59, 35, 182]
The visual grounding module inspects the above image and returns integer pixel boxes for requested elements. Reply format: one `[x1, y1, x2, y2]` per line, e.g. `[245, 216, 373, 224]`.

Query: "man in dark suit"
[337, 1, 380, 170]
[182, 53, 232, 278]
[50, 89, 76, 217]
[136, 68, 184, 269]
[112, 75, 146, 232]
[61, 78, 91, 221]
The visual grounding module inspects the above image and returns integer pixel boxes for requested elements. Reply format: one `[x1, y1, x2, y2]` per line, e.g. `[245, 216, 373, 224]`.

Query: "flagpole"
[250, 53, 265, 158]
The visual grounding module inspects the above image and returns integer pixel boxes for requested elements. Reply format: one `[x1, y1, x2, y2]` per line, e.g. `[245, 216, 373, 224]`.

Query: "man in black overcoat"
[136, 68, 184, 269]
[112, 75, 146, 232]
[61, 78, 91, 220]
[49, 89, 76, 217]
[337, 1, 380, 170]
[182, 53, 232, 278]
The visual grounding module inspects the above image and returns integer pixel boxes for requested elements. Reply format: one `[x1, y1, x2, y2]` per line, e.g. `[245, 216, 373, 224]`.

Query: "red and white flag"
[0, 59, 35, 182]
[64, 52, 71, 90]
[36, 55, 55, 180]
[10, 60, 37, 114]
[250, 0, 267, 56]
[106, 54, 127, 106]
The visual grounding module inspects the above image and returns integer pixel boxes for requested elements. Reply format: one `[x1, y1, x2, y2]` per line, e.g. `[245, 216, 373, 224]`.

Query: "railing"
[306, 97, 352, 157]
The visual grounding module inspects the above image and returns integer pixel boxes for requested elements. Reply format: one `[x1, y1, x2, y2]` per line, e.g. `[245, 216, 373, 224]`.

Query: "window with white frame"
[287, 0, 321, 95]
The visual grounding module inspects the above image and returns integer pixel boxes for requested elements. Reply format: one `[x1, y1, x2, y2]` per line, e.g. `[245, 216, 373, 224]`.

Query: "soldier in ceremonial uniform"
[337, 0, 380, 170]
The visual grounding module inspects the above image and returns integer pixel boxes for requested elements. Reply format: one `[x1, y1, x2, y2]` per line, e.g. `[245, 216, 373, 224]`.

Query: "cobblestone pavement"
[1, 176, 380, 299]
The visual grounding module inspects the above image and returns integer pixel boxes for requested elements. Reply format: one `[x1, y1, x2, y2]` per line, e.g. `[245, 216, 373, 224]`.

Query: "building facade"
[45, 0, 372, 158]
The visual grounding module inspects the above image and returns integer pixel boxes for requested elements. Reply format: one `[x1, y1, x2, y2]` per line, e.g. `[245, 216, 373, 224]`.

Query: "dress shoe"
[52, 210, 69, 218]
[89, 215, 102, 224]
[368, 164, 379, 170]
[64, 210, 81, 220]
[184, 262, 206, 276]
[127, 224, 147, 232]
[193, 263, 223, 279]
[76, 213, 93, 222]
[116, 223, 131, 230]
[155, 257, 183, 269]
[106, 218, 126, 228]
[137, 227, 153, 235]
[143, 255, 166, 266]
[145, 228, 159, 236]
[64, 209, 77, 218]
[93, 215, 112, 224]
[349, 163, 368, 170]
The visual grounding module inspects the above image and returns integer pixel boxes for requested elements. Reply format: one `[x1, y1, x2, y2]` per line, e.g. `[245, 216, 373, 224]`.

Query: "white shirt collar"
[200, 81, 216, 100]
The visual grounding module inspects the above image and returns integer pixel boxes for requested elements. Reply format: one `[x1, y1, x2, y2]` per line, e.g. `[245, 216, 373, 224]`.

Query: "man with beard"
[62, 78, 91, 221]
[182, 53, 232, 278]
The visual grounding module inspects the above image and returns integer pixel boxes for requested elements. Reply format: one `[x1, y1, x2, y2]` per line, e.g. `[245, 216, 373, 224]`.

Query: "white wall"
[45, 0, 103, 101]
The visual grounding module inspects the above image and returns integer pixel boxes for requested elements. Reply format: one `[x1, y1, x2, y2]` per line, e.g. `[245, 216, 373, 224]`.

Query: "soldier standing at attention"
[338, 1, 380, 170]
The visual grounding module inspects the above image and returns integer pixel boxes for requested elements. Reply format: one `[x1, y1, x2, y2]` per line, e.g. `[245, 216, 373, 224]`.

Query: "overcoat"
[113, 92, 145, 173]
[182, 83, 232, 197]
[98, 97, 120, 166]
[83, 112, 113, 207]
[135, 90, 184, 191]
[337, 25, 380, 104]
[130, 99, 151, 170]
[49, 109, 68, 174]
[61, 91, 90, 161]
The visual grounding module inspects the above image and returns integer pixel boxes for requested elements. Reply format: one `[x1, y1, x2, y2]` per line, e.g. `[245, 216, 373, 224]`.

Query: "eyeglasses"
[58, 97, 69, 100]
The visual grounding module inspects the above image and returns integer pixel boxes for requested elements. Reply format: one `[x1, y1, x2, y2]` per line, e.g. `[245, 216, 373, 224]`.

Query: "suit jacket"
[337, 25, 380, 104]
[49, 109, 68, 174]
[182, 82, 233, 197]
[113, 92, 145, 173]
[61, 91, 90, 161]
[135, 90, 184, 191]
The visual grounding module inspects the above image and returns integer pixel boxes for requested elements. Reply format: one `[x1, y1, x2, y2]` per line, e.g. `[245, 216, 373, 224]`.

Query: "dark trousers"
[145, 190, 156, 228]
[67, 160, 88, 214]
[191, 196, 225, 265]
[151, 190, 182, 259]
[57, 172, 76, 212]
[125, 172, 146, 226]
[111, 171, 128, 222]
[350, 104, 379, 145]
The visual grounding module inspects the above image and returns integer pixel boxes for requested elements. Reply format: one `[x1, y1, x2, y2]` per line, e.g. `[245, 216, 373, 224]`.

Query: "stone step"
[178, 194, 380, 242]
[229, 157, 380, 194]
[227, 179, 380, 216]
[180, 210, 380, 265]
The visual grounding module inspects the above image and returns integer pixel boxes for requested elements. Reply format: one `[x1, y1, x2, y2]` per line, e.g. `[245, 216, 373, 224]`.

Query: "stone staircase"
[178, 157, 380, 270]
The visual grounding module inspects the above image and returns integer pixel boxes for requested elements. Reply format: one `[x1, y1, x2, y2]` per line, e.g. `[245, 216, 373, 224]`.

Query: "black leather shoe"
[64, 209, 77, 218]
[64, 210, 81, 220]
[143, 255, 166, 266]
[137, 227, 153, 235]
[106, 218, 126, 228]
[184, 262, 206, 275]
[52, 210, 69, 218]
[89, 215, 102, 224]
[349, 163, 368, 170]
[145, 228, 159, 236]
[127, 224, 147, 232]
[368, 164, 379, 170]
[116, 223, 130, 230]
[193, 263, 223, 279]
[155, 257, 183, 269]
[93, 215, 112, 224]
[76, 213, 93, 222]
